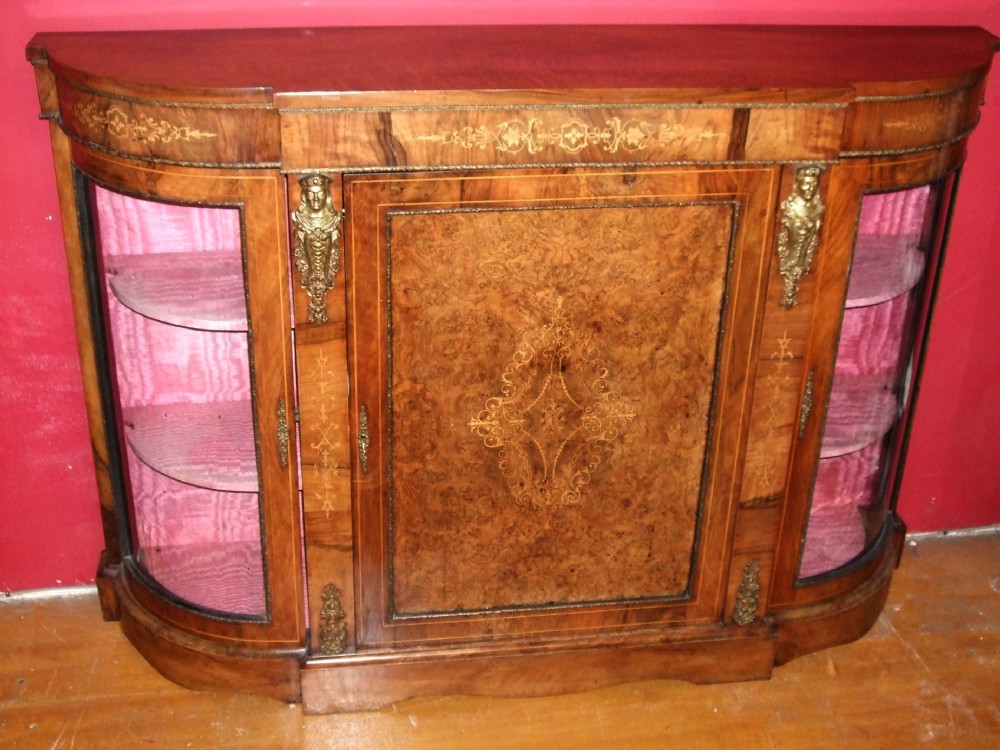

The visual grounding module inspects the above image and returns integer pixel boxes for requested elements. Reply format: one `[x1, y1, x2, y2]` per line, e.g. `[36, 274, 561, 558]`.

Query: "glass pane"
[800, 184, 936, 578]
[91, 185, 266, 617]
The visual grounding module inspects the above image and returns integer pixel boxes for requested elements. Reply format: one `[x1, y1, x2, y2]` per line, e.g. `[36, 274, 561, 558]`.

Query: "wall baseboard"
[2, 584, 97, 603]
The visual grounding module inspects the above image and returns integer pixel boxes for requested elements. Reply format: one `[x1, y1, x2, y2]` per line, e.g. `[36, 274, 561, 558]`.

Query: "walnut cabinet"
[27, 25, 996, 711]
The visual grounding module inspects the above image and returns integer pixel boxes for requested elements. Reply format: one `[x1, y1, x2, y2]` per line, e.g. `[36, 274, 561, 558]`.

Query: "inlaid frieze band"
[73, 102, 217, 144]
[419, 116, 721, 156]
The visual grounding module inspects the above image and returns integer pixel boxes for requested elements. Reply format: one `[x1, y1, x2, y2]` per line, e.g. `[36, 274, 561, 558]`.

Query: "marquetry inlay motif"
[419, 116, 720, 156]
[744, 331, 795, 507]
[469, 296, 637, 510]
[310, 349, 341, 518]
[73, 102, 217, 144]
[882, 112, 942, 130]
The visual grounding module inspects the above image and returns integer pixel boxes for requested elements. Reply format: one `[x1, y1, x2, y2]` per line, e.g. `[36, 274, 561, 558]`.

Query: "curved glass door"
[800, 183, 943, 578]
[89, 184, 266, 618]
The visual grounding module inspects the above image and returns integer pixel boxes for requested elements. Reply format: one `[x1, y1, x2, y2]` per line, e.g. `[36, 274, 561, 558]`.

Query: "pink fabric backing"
[93, 185, 242, 257]
[835, 294, 910, 384]
[857, 186, 931, 237]
[107, 299, 252, 407]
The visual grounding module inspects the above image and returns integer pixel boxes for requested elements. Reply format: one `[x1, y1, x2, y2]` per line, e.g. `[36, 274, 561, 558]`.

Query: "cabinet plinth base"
[300, 522, 906, 713]
[772, 517, 906, 665]
[112, 568, 306, 703]
[301, 623, 777, 713]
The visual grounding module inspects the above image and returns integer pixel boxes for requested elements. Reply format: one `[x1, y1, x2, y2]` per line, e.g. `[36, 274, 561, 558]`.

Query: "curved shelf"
[820, 377, 898, 459]
[845, 235, 925, 309]
[812, 441, 882, 511]
[799, 501, 866, 579]
[124, 400, 259, 492]
[106, 252, 248, 331]
[137, 540, 266, 617]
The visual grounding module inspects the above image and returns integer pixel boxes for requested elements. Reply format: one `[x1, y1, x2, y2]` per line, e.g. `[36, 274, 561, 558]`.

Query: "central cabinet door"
[345, 167, 777, 648]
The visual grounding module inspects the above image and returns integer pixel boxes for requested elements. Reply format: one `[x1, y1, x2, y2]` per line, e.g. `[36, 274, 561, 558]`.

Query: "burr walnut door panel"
[345, 167, 778, 649]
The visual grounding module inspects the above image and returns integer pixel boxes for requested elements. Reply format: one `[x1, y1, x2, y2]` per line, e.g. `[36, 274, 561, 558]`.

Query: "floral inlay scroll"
[74, 103, 217, 144]
[420, 116, 720, 156]
[744, 331, 795, 507]
[469, 296, 636, 510]
[310, 349, 341, 518]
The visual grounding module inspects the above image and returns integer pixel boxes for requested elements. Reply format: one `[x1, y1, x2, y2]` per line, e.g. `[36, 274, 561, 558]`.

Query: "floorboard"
[2, 531, 999, 748]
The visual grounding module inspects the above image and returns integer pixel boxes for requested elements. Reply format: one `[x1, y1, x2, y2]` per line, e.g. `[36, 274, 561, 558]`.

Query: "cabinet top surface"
[27, 25, 997, 100]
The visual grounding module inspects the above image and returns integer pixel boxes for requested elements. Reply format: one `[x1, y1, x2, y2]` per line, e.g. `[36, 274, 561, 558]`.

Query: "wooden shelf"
[845, 235, 925, 309]
[812, 441, 882, 511]
[820, 377, 898, 459]
[106, 253, 248, 331]
[124, 400, 259, 492]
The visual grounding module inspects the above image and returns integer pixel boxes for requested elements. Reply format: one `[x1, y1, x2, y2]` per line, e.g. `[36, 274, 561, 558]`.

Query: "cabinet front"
[344, 167, 778, 648]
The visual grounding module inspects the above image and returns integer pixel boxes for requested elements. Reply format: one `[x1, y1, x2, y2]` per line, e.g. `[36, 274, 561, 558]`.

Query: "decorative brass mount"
[319, 584, 347, 655]
[277, 397, 290, 469]
[358, 405, 370, 475]
[733, 559, 762, 625]
[777, 165, 825, 309]
[798, 371, 815, 439]
[292, 174, 341, 324]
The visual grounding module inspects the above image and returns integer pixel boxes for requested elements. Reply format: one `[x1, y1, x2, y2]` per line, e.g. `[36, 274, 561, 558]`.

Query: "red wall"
[3, 1, 999, 592]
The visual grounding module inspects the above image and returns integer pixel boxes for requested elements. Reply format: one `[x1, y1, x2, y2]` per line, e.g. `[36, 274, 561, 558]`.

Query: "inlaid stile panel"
[288, 174, 358, 656]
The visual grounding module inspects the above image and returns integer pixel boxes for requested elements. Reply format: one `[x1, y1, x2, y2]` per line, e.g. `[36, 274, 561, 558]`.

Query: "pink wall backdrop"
[2, 0, 999, 592]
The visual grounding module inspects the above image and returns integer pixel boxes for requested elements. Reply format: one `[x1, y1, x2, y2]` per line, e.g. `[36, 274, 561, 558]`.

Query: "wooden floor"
[2, 531, 999, 749]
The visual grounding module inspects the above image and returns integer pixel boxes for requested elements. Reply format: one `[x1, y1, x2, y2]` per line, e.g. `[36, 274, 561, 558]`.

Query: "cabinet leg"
[95, 549, 121, 621]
